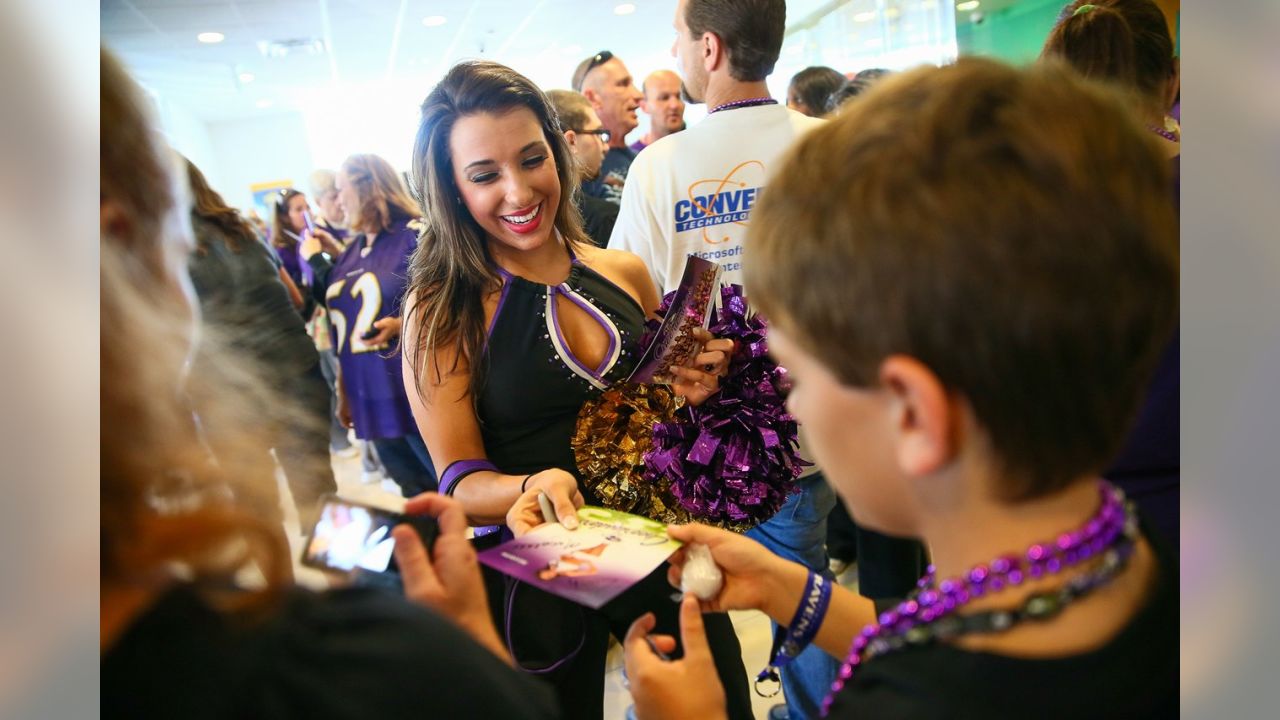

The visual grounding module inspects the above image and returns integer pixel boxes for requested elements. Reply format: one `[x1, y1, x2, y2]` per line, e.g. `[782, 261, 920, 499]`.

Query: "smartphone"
[301, 208, 317, 235]
[361, 326, 382, 341]
[301, 495, 438, 574]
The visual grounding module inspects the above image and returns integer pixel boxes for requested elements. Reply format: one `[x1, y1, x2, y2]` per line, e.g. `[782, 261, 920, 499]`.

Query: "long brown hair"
[185, 158, 257, 254]
[101, 48, 288, 601]
[341, 153, 420, 236]
[270, 187, 305, 249]
[404, 60, 590, 401]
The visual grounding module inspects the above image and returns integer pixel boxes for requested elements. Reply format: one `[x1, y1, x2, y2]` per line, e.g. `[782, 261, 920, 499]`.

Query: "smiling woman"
[399, 60, 752, 720]
[450, 111, 563, 251]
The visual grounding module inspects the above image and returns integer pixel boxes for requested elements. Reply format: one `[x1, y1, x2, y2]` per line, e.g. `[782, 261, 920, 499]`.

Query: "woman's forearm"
[449, 470, 526, 526]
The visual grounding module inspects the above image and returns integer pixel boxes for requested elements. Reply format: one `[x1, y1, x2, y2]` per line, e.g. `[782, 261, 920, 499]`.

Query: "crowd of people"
[102, 0, 1179, 718]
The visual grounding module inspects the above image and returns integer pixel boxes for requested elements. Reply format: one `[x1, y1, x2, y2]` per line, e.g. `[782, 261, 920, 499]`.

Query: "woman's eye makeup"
[469, 171, 498, 184]
[522, 154, 547, 168]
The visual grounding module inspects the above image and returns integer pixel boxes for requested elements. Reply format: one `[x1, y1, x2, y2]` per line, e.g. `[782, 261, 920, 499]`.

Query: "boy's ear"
[879, 355, 956, 477]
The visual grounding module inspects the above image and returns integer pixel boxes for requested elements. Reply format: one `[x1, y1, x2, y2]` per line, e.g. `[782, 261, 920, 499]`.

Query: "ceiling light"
[422, 15, 447, 27]
[614, 3, 636, 15]
[853, 11, 877, 23]
[238, 72, 255, 83]
[197, 32, 225, 44]
[957, 1, 981, 11]
[255, 99, 274, 109]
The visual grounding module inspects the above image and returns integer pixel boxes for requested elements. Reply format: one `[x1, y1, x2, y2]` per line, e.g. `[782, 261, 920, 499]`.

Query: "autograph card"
[476, 507, 682, 609]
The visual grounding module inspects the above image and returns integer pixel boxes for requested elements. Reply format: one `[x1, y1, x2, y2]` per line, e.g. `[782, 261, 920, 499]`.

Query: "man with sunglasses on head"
[547, 89, 619, 247]
[571, 50, 644, 205]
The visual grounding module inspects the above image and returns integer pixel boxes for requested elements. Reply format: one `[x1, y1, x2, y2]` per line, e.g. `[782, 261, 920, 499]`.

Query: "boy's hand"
[624, 595, 728, 720]
[665, 523, 806, 617]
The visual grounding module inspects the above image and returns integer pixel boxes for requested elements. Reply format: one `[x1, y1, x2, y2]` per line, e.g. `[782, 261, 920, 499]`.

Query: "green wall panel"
[955, 0, 1065, 64]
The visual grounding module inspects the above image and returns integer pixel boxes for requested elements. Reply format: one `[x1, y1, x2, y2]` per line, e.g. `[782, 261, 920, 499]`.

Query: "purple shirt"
[629, 139, 647, 154]
[325, 217, 419, 439]
[273, 232, 306, 288]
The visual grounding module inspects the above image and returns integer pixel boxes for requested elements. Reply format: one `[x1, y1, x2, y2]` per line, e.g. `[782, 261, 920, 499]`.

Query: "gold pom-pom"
[572, 383, 753, 532]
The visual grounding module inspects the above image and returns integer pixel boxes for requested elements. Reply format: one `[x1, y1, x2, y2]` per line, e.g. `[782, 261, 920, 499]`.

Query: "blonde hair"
[310, 168, 338, 199]
[101, 48, 289, 597]
[340, 154, 420, 236]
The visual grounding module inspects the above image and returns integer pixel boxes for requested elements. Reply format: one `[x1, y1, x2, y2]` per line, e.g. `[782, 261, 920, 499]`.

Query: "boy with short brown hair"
[623, 58, 1178, 719]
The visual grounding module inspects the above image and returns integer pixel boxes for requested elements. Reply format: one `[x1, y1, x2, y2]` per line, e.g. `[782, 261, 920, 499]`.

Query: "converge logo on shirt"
[673, 160, 766, 238]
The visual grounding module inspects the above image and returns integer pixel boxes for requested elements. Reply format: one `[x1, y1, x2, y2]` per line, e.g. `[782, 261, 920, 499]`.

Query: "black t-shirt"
[576, 194, 619, 249]
[828, 533, 1178, 719]
[580, 147, 635, 204]
[102, 585, 560, 720]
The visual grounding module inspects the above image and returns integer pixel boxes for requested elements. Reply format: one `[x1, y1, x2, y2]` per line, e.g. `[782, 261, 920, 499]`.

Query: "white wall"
[153, 95, 219, 182]
[206, 111, 317, 213]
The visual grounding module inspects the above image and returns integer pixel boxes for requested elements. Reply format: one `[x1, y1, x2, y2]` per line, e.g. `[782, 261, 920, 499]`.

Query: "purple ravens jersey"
[325, 217, 420, 440]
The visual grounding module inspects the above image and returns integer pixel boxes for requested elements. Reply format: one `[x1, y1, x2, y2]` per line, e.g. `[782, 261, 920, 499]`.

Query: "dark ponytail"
[1043, 1, 1176, 106]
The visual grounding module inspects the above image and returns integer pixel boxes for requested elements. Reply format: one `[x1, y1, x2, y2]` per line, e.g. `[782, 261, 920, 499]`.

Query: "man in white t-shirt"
[610, 2, 837, 719]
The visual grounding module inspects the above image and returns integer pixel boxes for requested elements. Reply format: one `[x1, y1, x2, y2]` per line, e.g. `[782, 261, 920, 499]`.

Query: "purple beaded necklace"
[821, 481, 1137, 717]
[709, 96, 778, 114]
[1148, 124, 1180, 143]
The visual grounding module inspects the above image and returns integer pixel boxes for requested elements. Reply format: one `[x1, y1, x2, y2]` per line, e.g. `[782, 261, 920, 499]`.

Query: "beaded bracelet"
[755, 571, 832, 695]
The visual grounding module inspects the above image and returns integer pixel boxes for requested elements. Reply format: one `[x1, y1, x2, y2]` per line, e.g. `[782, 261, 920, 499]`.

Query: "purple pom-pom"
[641, 284, 808, 529]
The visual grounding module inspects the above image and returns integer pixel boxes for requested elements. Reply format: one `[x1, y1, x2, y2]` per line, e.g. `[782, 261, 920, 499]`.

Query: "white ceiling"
[102, 0, 1016, 123]
[102, 0, 842, 122]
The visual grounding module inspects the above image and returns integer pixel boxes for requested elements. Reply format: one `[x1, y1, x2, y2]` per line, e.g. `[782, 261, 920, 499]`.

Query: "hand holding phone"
[361, 316, 402, 343]
[302, 495, 438, 575]
[395, 492, 509, 661]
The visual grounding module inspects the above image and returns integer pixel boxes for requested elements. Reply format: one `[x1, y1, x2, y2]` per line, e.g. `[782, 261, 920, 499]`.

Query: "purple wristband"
[757, 571, 832, 690]
[780, 572, 831, 659]
[439, 459, 498, 497]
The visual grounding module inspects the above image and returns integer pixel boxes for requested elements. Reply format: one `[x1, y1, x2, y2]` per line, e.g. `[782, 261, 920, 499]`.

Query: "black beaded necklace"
[709, 96, 778, 114]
